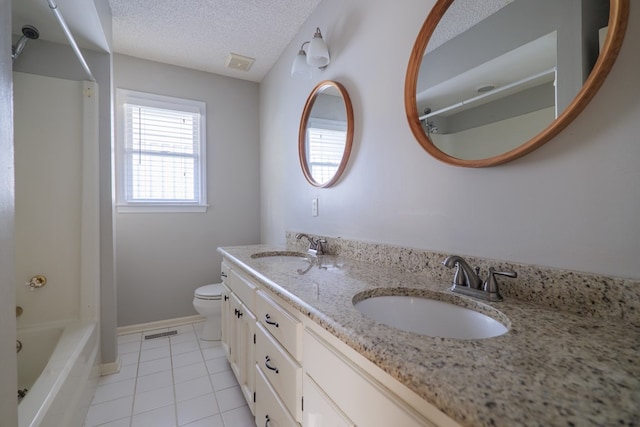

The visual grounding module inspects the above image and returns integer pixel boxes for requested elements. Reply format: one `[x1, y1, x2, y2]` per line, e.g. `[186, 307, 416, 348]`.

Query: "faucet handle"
[483, 267, 517, 296]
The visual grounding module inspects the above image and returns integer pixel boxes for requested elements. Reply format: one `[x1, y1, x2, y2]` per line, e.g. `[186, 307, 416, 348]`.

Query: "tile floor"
[84, 322, 255, 427]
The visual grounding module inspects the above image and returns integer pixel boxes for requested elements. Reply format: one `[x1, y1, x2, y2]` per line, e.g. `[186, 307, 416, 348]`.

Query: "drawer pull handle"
[237, 310, 243, 318]
[264, 356, 279, 373]
[265, 415, 271, 427]
[224, 295, 229, 301]
[264, 314, 279, 328]
[220, 272, 228, 278]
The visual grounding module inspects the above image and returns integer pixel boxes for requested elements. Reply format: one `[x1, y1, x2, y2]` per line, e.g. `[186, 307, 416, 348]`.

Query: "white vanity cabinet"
[222, 267, 257, 414]
[220, 257, 458, 427]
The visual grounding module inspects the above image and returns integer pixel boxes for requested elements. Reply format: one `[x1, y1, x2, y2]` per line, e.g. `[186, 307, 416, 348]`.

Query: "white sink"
[354, 295, 508, 339]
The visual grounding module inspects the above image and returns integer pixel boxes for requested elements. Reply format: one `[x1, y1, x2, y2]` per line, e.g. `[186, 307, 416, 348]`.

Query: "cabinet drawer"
[227, 269, 257, 311]
[256, 290, 302, 360]
[255, 366, 299, 427]
[255, 323, 302, 422]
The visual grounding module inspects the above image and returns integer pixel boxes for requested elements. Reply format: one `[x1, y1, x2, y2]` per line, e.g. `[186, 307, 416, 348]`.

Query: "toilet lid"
[195, 283, 223, 299]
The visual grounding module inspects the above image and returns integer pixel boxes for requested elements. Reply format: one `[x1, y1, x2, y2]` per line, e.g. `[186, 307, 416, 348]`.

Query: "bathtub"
[17, 321, 100, 427]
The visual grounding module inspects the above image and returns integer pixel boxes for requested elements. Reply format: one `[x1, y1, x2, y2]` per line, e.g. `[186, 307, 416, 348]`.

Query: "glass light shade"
[307, 29, 330, 67]
[291, 50, 312, 79]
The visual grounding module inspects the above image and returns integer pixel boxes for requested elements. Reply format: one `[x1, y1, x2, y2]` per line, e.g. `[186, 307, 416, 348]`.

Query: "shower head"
[21, 25, 40, 40]
[12, 25, 40, 61]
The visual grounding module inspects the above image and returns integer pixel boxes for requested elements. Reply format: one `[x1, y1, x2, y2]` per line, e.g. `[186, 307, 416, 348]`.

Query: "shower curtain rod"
[46, 0, 96, 82]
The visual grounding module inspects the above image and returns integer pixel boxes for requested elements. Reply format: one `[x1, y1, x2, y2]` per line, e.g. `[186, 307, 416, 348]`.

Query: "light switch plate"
[312, 198, 319, 217]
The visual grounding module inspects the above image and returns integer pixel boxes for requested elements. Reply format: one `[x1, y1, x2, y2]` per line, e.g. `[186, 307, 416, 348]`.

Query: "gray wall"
[113, 54, 261, 326]
[260, 0, 640, 281]
[0, 0, 18, 423]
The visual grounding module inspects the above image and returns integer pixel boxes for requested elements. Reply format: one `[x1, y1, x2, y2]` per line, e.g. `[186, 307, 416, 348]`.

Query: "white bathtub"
[17, 321, 100, 427]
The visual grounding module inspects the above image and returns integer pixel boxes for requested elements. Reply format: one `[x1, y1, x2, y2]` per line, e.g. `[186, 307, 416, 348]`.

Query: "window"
[306, 118, 347, 185]
[116, 89, 207, 212]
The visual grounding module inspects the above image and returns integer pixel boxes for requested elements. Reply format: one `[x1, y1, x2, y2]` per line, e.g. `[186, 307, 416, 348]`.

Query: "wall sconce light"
[291, 27, 330, 79]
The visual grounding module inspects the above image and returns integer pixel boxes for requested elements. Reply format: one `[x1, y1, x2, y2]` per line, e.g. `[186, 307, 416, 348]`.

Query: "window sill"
[116, 204, 209, 214]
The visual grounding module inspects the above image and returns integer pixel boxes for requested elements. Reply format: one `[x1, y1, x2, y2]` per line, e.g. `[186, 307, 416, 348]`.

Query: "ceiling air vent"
[225, 53, 255, 72]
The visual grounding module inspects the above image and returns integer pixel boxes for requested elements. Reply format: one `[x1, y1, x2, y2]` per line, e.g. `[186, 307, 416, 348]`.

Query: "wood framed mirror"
[299, 80, 354, 187]
[405, 0, 629, 167]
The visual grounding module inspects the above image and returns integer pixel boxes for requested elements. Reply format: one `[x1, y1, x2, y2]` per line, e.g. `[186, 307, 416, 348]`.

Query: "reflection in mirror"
[405, 0, 629, 167]
[299, 80, 354, 187]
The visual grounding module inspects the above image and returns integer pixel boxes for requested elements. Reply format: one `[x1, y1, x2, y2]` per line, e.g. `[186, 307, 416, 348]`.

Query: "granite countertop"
[218, 244, 640, 427]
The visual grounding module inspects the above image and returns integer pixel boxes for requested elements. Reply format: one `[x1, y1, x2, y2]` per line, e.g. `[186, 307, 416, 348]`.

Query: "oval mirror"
[299, 80, 354, 187]
[405, 0, 629, 167]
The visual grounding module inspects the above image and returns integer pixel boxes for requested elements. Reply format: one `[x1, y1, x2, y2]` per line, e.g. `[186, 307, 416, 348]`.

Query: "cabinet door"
[221, 283, 232, 360]
[303, 374, 354, 427]
[240, 303, 256, 414]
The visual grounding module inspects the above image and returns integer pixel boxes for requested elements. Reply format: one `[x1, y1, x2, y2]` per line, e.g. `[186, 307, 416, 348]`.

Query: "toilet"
[193, 283, 223, 341]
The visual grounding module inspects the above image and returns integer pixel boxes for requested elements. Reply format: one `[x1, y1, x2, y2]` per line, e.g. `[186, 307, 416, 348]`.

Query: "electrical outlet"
[312, 198, 319, 217]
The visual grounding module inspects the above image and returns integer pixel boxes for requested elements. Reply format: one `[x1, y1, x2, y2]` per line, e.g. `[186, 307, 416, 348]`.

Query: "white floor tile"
[175, 376, 213, 403]
[170, 330, 197, 345]
[133, 385, 175, 414]
[210, 370, 238, 392]
[215, 386, 246, 413]
[92, 417, 131, 427]
[205, 357, 230, 375]
[141, 336, 171, 350]
[138, 356, 171, 377]
[173, 361, 208, 384]
[172, 350, 204, 368]
[201, 345, 226, 361]
[91, 378, 135, 405]
[98, 364, 138, 386]
[118, 341, 142, 355]
[171, 340, 200, 355]
[140, 345, 171, 363]
[221, 405, 254, 427]
[176, 393, 219, 426]
[85, 322, 244, 427]
[181, 414, 224, 427]
[135, 370, 173, 393]
[131, 404, 177, 427]
[84, 395, 133, 427]
[119, 351, 140, 367]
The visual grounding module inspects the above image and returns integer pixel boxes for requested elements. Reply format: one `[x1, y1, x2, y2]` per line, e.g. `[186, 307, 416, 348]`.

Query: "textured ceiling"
[108, 0, 323, 82]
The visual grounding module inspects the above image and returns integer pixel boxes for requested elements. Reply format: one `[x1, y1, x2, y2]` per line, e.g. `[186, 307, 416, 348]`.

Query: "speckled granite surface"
[286, 232, 640, 324]
[219, 243, 640, 427]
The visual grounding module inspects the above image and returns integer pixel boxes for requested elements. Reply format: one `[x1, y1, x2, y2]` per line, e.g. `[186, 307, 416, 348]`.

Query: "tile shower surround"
[286, 231, 640, 324]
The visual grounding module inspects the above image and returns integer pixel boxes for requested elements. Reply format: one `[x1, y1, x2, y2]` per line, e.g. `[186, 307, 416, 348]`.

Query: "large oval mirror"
[299, 80, 354, 187]
[405, 0, 629, 167]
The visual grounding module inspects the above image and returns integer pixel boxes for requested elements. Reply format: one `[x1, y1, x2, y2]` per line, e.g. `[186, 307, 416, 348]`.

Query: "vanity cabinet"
[221, 257, 458, 427]
[222, 267, 257, 414]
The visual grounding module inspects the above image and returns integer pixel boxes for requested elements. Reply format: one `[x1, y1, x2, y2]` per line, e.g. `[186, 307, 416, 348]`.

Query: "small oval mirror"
[299, 80, 354, 187]
[405, 0, 629, 167]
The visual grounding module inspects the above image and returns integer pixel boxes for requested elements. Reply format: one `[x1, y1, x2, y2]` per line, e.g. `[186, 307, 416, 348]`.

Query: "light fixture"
[291, 27, 330, 79]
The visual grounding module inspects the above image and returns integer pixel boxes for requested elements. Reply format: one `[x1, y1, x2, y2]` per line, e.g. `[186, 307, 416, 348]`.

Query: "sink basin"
[250, 251, 312, 260]
[354, 295, 508, 339]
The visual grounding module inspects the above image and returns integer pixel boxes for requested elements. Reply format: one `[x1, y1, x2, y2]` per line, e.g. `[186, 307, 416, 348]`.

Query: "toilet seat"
[194, 283, 223, 300]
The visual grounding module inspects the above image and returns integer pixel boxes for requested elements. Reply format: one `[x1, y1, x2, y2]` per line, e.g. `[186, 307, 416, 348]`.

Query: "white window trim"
[115, 89, 208, 213]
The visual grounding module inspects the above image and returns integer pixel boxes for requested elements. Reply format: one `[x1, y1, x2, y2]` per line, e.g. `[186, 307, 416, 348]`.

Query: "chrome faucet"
[442, 255, 516, 302]
[295, 233, 326, 256]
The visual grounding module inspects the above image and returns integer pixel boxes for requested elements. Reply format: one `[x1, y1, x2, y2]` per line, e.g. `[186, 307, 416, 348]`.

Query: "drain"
[144, 330, 178, 340]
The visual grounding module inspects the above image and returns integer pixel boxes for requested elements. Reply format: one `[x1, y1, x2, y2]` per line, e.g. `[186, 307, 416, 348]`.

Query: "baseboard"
[117, 314, 205, 335]
[101, 357, 122, 376]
